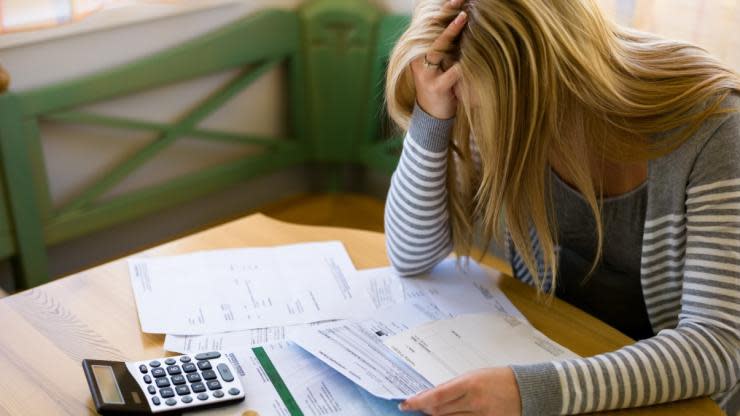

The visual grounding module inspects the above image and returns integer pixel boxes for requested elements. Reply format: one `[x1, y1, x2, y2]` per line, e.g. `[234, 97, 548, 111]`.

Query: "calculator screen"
[91, 365, 125, 404]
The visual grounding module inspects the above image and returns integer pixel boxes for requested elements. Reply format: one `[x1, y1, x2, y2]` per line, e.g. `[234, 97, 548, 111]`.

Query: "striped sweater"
[384, 98, 740, 415]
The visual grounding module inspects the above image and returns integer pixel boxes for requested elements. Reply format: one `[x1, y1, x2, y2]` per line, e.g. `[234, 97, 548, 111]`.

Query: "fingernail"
[455, 11, 467, 24]
[449, 0, 462, 7]
[398, 402, 407, 411]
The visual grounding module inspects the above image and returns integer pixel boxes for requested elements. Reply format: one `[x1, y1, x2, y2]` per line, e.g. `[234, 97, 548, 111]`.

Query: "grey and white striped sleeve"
[512, 110, 740, 415]
[384, 104, 454, 276]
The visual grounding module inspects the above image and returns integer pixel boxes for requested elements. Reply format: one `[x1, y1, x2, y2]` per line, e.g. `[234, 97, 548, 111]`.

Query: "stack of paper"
[129, 242, 573, 416]
[129, 242, 384, 335]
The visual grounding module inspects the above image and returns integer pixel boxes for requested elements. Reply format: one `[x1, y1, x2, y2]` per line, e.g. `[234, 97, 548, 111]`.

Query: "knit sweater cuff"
[408, 103, 454, 152]
[511, 362, 563, 416]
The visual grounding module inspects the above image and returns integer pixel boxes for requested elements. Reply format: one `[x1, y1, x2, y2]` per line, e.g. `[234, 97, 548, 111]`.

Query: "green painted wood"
[0, 94, 49, 288]
[18, 9, 301, 116]
[359, 140, 404, 175]
[23, 119, 54, 217]
[47, 147, 305, 244]
[45, 111, 294, 148]
[45, 111, 165, 132]
[300, 0, 380, 163]
[287, 52, 308, 144]
[0, 172, 19, 260]
[58, 59, 283, 215]
[0, 1, 411, 288]
[364, 14, 410, 145]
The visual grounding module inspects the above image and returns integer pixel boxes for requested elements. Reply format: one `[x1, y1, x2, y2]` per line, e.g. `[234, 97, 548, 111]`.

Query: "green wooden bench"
[0, 0, 410, 289]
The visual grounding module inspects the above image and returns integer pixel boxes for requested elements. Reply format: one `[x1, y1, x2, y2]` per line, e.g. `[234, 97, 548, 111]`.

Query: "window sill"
[0, 0, 240, 50]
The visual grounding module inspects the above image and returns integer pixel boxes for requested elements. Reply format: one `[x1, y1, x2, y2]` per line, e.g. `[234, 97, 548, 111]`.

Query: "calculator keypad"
[126, 351, 244, 413]
[160, 388, 174, 398]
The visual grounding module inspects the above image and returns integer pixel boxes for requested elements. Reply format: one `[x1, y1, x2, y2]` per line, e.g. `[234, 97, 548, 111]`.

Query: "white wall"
[0, 0, 412, 288]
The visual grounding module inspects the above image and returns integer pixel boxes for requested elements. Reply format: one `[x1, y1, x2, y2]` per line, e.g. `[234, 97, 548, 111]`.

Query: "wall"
[0, 0, 414, 291]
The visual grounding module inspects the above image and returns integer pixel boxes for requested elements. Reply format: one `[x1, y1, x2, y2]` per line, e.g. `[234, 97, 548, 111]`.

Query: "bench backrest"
[0, 0, 409, 288]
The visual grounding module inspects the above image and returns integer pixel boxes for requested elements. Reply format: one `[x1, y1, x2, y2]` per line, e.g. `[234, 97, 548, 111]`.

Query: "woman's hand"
[410, 0, 467, 120]
[398, 367, 522, 416]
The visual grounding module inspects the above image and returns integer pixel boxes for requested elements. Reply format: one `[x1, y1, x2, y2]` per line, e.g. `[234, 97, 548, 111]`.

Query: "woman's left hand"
[398, 367, 522, 416]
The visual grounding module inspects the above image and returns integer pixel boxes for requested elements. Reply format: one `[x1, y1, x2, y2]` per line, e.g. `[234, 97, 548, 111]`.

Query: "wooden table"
[0, 214, 722, 415]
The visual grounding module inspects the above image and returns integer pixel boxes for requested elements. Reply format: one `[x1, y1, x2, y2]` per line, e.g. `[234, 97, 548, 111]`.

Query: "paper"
[290, 310, 435, 400]
[291, 259, 526, 400]
[189, 342, 418, 416]
[384, 313, 579, 386]
[164, 325, 301, 353]
[164, 268, 406, 352]
[129, 242, 378, 334]
[399, 259, 526, 321]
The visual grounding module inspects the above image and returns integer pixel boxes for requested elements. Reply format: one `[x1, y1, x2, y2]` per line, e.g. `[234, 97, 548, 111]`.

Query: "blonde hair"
[386, 0, 740, 294]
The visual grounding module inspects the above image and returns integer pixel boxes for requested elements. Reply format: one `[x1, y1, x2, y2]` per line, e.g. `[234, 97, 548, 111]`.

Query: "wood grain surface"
[0, 214, 722, 415]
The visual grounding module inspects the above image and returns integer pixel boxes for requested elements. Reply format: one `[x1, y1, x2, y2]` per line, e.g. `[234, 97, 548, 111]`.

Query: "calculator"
[82, 351, 245, 414]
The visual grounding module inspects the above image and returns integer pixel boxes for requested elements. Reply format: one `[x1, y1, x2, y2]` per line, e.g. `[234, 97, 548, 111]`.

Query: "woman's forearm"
[384, 104, 455, 275]
[512, 320, 738, 415]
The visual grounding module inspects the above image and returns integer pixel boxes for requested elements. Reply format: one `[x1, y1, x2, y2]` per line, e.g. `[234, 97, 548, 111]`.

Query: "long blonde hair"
[386, 0, 740, 294]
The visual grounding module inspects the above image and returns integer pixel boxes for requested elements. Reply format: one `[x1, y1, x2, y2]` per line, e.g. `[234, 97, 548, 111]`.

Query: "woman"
[384, 0, 740, 415]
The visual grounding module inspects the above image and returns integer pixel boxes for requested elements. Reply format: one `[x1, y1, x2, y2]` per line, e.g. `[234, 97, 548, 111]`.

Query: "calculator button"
[202, 370, 217, 380]
[151, 368, 166, 378]
[217, 363, 234, 382]
[171, 375, 186, 385]
[149, 360, 161, 368]
[213, 390, 224, 398]
[165, 358, 177, 365]
[160, 387, 174, 398]
[176, 385, 190, 396]
[186, 373, 202, 383]
[195, 351, 221, 360]
[155, 378, 170, 388]
[180, 356, 192, 363]
[147, 385, 156, 395]
[197, 361, 212, 371]
[143, 375, 152, 384]
[191, 382, 206, 393]
[139, 364, 148, 374]
[181, 395, 193, 404]
[152, 396, 161, 406]
[228, 388, 240, 396]
[166, 365, 182, 375]
[165, 398, 177, 406]
[197, 393, 208, 401]
[207, 380, 222, 391]
[182, 363, 197, 373]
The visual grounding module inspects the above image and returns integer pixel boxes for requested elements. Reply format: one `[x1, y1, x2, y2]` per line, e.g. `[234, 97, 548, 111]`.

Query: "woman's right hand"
[410, 0, 467, 120]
